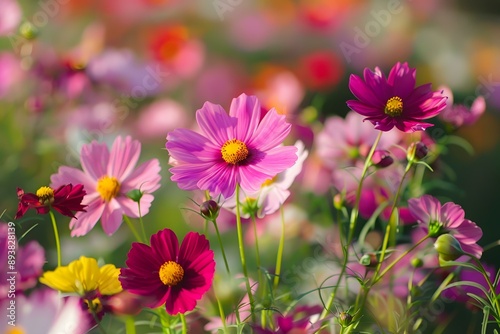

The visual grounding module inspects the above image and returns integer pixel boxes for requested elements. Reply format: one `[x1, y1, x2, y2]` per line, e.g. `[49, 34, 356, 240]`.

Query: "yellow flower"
[40, 256, 122, 296]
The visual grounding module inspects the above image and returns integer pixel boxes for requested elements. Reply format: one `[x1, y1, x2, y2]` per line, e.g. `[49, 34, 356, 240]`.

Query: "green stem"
[180, 313, 187, 334]
[251, 215, 262, 289]
[320, 131, 383, 320]
[212, 218, 231, 274]
[347, 131, 383, 245]
[48, 211, 61, 267]
[215, 289, 228, 331]
[137, 203, 148, 244]
[470, 256, 500, 317]
[125, 316, 136, 334]
[235, 184, 256, 321]
[123, 215, 144, 243]
[157, 308, 171, 334]
[273, 206, 286, 290]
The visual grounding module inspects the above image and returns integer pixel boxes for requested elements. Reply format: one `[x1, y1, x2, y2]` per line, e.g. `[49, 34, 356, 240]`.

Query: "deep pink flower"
[166, 93, 297, 198]
[347, 62, 447, 132]
[438, 85, 486, 128]
[0, 223, 45, 298]
[408, 195, 483, 259]
[119, 228, 215, 315]
[15, 184, 87, 219]
[51, 136, 161, 236]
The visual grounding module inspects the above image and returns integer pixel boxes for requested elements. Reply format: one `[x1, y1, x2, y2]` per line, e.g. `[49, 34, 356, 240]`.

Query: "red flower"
[119, 228, 215, 315]
[15, 184, 87, 219]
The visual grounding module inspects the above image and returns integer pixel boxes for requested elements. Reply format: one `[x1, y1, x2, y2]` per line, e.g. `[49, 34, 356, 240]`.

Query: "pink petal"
[348, 73, 383, 105]
[170, 162, 217, 191]
[116, 193, 154, 218]
[100, 200, 124, 235]
[441, 202, 465, 228]
[195, 101, 236, 146]
[247, 109, 292, 151]
[81, 141, 109, 180]
[108, 136, 141, 180]
[228, 94, 261, 143]
[346, 100, 382, 117]
[178, 232, 210, 267]
[50, 166, 96, 193]
[197, 163, 237, 198]
[166, 129, 220, 163]
[121, 159, 161, 193]
[387, 62, 416, 98]
[165, 288, 197, 315]
[70, 200, 106, 237]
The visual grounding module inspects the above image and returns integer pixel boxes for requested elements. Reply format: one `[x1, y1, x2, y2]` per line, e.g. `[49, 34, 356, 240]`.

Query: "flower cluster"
[6, 55, 499, 334]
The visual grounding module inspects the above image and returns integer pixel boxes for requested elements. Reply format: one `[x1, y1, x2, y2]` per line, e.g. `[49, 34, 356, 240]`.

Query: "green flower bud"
[338, 311, 353, 327]
[127, 189, 143, 202]
[434, 234, 464, 265]
[19, 22, 38, 40]
[411, 257, 424, 268]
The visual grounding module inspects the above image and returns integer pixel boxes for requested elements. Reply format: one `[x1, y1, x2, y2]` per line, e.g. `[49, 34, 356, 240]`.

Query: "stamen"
[384, 96, 403, 117]
[221, 139, 249, 165]
[159, 261, 184, 286]
[97, 176, 121, 202]
[36, 186, 54, 205]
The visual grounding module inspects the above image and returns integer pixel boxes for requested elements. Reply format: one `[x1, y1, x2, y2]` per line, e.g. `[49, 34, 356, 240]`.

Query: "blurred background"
[1, 0, 500, 332]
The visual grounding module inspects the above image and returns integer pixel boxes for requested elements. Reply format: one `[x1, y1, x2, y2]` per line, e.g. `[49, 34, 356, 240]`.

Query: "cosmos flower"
[1, 288, 90, 334]
[438, 85, 486, 128]
[0, 222, 45, 298]
[166, 93, 297, 198]
[408, 195, 483, 259]
[40, 255, 122, 318]
[51, 136, 161, 236]
[119, 228, 215, 315]
[347, 62, 447, 132]
[15, 184, 87, 219]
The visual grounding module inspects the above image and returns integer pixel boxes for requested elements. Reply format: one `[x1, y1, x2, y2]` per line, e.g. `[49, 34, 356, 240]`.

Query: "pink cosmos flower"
[347, 62, 448, 132]
[0, 223, 45, 299]
[408, 195, 483, 259]
[438, 85, 486, 128]
[0, 288, 90, 334]
[51, 136, 161, 236]
[166, 93, 298, 198]
[223, 140, 308, 218]
[119, 228, 215, 315]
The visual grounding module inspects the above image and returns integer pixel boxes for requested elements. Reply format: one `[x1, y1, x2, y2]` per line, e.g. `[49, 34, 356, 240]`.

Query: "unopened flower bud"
[371, 150, 393, 168]
[434, 234, 464, 264]
[19, 22, 38, 40]
[411, 257, 424, 268]
[407, 142, 428, 162]
[200, 200, 220, 221]
[127, 189, 143, 202]
[338, 311, 353, 327]
[333, 193, 344, 210]
[359, 253, 378, 268]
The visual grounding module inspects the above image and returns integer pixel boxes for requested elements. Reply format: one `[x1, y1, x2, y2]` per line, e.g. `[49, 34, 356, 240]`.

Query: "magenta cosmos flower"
[347, 62, 447, 132]
[165, 93, 298, 198]
[51, 136, 161, 236]
[408, 195, 483, 259]
[119, 228, 215, 315]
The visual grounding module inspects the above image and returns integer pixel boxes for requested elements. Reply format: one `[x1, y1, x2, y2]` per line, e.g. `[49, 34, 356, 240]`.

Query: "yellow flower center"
[85, 297, 103, 314]
[36, 186, 54, 204]
[159, 261, 184, 286]
[221, 139, 249, 165]
[6, 328, 26, 334]
[384, 96, 403, 117]
[96, 176, 121, 202]
[261, 175, 278, 187]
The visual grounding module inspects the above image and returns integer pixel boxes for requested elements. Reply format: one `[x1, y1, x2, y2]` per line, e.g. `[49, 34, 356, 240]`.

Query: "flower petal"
[100, 200, 124, 236]
[80, 141, 109, 181]
[108, 136, 141, 180]
[229, 94, 261, 143]
[195, 101, 236, 146]
[151, 228, 179, 263]
[70, 200, 106, 237]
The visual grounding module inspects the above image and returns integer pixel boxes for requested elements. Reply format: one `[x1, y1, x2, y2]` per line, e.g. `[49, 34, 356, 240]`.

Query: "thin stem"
[137, 203, 148, 244]
[251, 215, 262, 288]
[215, 288, 228, 331]
[273, 206, 286, 289]
[212, 218, 231, 274]
[157, 308, 171, 334]
[48, 211, 62, 267]
[321, 131, 383, 320]
[470, 256, 500, 316]
[235, 184, 256, 321]
[180, 314, 187, 334]
[123, 215, 144, 243]
[125, 316, 136, 334]
[347, 131, 383, 245]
